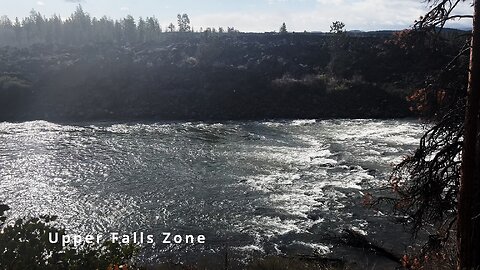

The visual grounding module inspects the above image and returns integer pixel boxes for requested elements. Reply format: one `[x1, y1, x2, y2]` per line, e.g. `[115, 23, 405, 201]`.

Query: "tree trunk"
[458, 0, 480, 269]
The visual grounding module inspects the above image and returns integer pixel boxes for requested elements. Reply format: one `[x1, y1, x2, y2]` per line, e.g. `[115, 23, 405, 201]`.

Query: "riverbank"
[1, 32, 461, 122]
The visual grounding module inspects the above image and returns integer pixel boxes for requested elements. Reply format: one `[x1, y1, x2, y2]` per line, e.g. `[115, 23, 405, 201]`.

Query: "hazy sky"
[1, 0, 474, 32]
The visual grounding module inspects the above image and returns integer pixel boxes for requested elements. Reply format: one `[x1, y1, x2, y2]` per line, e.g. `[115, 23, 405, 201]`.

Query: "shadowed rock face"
[0, 33, 458, 122]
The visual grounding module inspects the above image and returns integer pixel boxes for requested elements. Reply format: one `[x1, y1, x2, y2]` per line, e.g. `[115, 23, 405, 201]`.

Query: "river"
[0, 119, 425, 268]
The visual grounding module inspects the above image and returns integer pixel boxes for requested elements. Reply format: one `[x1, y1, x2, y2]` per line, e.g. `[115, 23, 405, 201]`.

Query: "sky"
[0, 0, 474, 32]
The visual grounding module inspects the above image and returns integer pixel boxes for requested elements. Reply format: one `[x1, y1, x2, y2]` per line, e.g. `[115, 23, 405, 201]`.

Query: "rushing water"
[0, 119, 425, 266]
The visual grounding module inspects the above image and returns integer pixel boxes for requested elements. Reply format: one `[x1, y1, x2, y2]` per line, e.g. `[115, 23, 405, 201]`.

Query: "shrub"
[0, 205, 140, 270]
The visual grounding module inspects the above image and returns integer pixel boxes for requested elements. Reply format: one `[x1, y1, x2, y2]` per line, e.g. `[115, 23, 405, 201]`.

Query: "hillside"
[0, 32, 462, 121]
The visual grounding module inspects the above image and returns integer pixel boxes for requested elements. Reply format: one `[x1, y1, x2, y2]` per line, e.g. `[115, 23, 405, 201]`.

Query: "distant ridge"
[345, 27, 470, 37]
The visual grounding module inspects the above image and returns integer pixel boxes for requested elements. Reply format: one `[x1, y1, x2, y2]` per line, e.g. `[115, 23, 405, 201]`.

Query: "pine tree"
[279, 22, 287, 34]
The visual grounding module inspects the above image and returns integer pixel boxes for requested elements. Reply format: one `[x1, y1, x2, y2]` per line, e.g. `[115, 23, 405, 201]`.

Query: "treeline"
[0, 6, 239, 47]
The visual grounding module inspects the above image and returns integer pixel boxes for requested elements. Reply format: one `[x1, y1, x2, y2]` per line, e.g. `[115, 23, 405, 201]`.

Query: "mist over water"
[0, 119, 425, 265]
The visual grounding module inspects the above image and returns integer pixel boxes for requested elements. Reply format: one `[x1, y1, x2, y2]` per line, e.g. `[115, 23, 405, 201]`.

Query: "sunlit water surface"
[0, 119, 425, 266]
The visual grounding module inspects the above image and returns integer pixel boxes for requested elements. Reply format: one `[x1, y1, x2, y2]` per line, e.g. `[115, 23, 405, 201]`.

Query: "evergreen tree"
[279, 22, 287, 34]
[329, 21, 345, 34]
[122, 15, 137, 43]
[146, 16, 161, 40]
[390, 1, 479, 268]
[177, 13, 191, 32]
[137, 17, 146, 43]
[168, 22, 176, 32]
